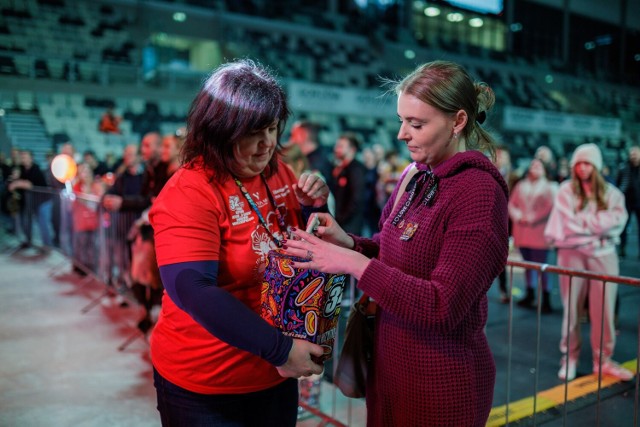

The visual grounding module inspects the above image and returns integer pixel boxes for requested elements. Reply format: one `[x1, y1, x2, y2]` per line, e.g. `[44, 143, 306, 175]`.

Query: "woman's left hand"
[283, 228, 370, 280]
[294, 172, 329, 208]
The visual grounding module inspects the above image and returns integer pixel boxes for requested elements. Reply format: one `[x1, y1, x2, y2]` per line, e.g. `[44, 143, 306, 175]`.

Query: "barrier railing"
[491, 259, 640, 427]
[8, 188, 639, 426]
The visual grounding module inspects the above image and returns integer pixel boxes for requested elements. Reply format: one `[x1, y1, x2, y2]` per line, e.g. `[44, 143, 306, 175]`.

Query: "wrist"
[349, 252, 370, 280]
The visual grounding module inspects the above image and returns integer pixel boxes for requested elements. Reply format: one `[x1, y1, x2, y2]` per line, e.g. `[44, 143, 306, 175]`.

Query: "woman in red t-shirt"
[149, 59, 330, 426]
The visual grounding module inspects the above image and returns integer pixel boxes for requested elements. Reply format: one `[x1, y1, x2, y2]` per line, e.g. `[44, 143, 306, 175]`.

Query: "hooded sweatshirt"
[544, 180, 627, 257]
[351, 150, 509, 427]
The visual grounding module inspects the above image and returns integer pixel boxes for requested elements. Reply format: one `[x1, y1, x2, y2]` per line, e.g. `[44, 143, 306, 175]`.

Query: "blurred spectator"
[545, 143, 631, 382]
[102, 144, 144, 300]
[102, 132, 167, 213]
[83, 149, 109, 178]
[282, 143, 310, 178]
[508, 158, 558, 313]
[616, 144, 640, 258]
[376, 149, 409, 209]
[1, 147, 21, 235]
[71, 163, 106, 273]
[7, 150, 50, 248]
[0, 151, 14, 233]
[103, 131, 167, 332]
[535, 145, 559, 181]
[602, 165, 615, 185]
[104, 152, 118, 172]
[98, 106, 122, 134]
[494, 145, 521, 303]
[362, 147, 381, 237]
[282, 143, 336, 215]
[288, 120, 334, 186]
[331, 132, 367, 235]
[52, 142, 76, 251]
[161, 133, 184, 177]
[557, 156, 570, 182]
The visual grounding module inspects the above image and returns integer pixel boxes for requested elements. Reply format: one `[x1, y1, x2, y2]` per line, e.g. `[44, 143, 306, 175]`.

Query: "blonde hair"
[389, 60, 497, 160]
[571, 168, 608, 211]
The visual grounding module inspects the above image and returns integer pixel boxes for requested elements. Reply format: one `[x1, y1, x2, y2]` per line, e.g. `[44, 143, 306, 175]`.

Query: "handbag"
[333, 294, 376, 398]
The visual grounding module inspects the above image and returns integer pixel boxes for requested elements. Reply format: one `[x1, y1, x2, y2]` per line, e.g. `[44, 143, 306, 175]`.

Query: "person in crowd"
[362, 146, 382, 237]
[148, 59, 330, 426]
[160, 132, 184, 177]
[544, 143, 632, 382]
[508, 158, 558, 313]
[102, 144, 144, 304]
[0, 146, 20, 234]
[376, 148, 409, 209]
[282, 143, 310, 178]
[494, 145, 520, 303]
[282, 142, 336, 216]
[71, 163, 106, 273]
[283, 60, 508, 426]
[103, 131, 167, 329]
[288, 120, 334, 186]
[557, 156, 570, 182]
[102, 132, 166, 213]
[616, 144, 640, 258]
[52, 142, 76, 253]
[7, 149, 51, 248]
[535, 145, 559, 181]
[98, 106, 122, 134]
[602, 164, 616, 185]
[83, 149, 110, 178]
[331, 132, 367, 235]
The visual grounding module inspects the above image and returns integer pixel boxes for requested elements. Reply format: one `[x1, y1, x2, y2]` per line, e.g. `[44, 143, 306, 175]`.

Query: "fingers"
[278, 339, 325, 378]
[305, 213, 320, 234]
[298, 172, 328, 198]
[283, 228, 322, 258]
[287, 227, 319, 244]
[310, 343, 325, 358]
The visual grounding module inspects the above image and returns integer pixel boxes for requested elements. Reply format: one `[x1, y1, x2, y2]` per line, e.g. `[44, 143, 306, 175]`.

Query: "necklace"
[391, 170, 439, 228]
[233, 174, 287, 247]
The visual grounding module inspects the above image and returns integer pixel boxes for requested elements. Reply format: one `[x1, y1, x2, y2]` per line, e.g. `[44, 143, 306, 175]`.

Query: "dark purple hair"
[182, 59, 290, 182]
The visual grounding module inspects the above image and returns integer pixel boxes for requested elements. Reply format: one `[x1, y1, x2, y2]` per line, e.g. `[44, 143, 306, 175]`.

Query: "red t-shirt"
[149, 160, 305, 394]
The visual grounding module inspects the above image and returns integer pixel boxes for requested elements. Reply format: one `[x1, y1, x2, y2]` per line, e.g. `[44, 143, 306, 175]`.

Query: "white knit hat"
[570, 143, 603, 171]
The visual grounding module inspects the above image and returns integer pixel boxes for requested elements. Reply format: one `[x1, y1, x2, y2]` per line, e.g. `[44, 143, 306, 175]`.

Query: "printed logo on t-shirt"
[272, 185, 291, 199]
[229, 195, 253, 226]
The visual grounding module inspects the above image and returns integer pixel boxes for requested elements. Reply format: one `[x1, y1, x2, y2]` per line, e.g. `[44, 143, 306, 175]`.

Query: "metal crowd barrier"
[10, 188, 640, 426]
[492, 260, 640, 427]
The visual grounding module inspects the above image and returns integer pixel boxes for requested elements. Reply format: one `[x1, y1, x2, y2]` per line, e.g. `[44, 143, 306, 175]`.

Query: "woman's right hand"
[276, 339, 324, 379]
[311, 213, 354, 249]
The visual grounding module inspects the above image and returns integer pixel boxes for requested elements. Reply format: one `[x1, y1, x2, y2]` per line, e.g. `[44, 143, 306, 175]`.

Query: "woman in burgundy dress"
[284, 60, 509, 426]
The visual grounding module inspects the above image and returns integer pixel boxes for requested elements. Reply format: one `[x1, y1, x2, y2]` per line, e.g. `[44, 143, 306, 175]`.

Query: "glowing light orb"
[51, 154, 77, 183]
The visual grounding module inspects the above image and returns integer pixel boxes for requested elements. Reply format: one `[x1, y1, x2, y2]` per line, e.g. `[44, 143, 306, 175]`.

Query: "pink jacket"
[544, 180, 627, 257]
[508, 177, 558, 249]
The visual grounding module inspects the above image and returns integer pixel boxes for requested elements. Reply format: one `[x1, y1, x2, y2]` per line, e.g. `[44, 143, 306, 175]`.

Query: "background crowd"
[1, 119, 638, 322]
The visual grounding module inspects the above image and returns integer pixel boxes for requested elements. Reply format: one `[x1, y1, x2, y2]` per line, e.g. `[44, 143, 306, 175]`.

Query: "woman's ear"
[453, 109, 468, 134]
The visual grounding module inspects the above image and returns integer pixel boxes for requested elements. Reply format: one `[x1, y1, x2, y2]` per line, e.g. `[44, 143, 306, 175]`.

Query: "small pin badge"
[400, 222, 418, 241]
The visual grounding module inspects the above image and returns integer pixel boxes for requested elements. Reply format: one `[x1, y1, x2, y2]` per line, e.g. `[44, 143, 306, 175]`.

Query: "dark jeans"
[519, 247, 550, 291]
[154, 368, 299, 427]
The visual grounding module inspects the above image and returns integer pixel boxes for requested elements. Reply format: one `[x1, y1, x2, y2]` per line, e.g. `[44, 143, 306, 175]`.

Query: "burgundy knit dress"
[353, 151, 509, 426]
